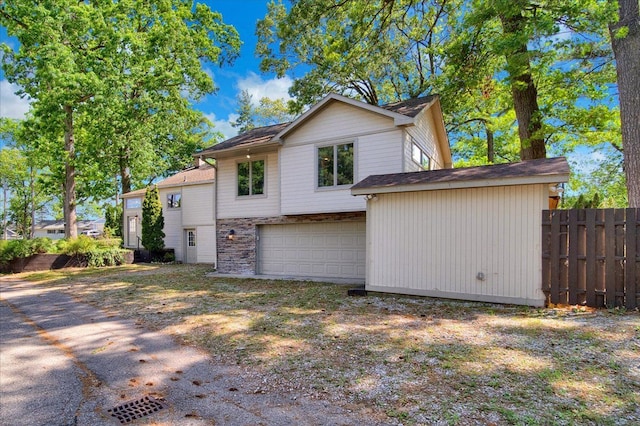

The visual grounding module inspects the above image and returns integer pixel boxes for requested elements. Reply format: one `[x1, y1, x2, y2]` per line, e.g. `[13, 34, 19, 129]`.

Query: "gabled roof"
[199, 93, 443, 157]
[122, 162, 215, 198]
[198, 122, 290, 157]
[351, 157, 570, 195]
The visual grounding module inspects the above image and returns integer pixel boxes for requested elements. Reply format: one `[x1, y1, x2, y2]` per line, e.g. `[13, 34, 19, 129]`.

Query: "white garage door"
[258, 222, 366, 279]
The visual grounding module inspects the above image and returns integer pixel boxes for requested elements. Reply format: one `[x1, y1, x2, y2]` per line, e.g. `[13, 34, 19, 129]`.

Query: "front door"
[185, 229, 197, 263]
[127, 216, 138, 247]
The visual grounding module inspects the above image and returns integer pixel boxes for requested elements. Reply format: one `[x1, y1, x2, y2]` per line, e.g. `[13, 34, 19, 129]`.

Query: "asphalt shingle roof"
[351, 157, 570, 191]
[199, 95, 438, 155]
[123, 162, 215, 197]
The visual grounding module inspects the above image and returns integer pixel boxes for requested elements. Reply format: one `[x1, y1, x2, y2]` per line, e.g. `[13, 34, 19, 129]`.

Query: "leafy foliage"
[141, 186, 165, 252]
[0, 0, 241, 234]
[104, 204, 123, 239]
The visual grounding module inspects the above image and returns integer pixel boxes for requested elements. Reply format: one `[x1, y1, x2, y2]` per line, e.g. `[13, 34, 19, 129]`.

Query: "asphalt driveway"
[0, 278, 376, 425]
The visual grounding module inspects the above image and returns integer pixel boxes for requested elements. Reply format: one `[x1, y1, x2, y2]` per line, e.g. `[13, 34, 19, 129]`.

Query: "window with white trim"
[125, 197, 141, 209]
[237, 159, 265, 196]
[317, 142, 354, 188]
[167, 193, 181, 208]
[412, 142, 431, 170]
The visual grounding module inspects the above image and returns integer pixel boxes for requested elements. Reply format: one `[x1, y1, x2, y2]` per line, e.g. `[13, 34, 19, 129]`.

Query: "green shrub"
[31, 237, 56, 254]
[85, 248, 126, 267]
[63, 236, 98, 255]
[0, 239, 50, 261]
[163, 251, 176, 263]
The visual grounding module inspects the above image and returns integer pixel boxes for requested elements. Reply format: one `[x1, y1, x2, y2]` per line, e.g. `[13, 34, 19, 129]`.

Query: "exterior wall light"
[365, 194, 377, 201]
[227, 229, 236, 240]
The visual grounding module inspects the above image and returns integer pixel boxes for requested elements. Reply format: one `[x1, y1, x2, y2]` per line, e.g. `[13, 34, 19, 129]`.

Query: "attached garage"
[257, 221, 366, 279]
[351, 158, 570, 306]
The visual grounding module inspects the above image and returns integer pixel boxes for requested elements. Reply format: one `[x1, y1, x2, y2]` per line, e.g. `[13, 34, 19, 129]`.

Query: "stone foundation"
[216, 212, 366, 275]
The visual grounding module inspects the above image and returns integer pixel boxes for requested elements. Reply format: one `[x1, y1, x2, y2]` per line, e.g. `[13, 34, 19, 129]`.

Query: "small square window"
[167, 193, 181, 208]
[126, 197, 141, 209]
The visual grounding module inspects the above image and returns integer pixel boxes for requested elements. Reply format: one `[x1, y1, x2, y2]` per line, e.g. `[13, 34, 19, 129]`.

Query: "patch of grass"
[12, 264, 640, 426]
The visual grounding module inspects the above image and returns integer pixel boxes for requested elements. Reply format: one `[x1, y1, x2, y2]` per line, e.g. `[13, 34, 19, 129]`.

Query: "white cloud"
[0, 80, 31, 119]
[205, 112, 239, 140]
[236, 72, 293, 105]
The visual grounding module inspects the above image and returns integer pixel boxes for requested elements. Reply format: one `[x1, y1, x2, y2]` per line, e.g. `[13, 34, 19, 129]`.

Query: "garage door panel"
[259, 222, 365, 279]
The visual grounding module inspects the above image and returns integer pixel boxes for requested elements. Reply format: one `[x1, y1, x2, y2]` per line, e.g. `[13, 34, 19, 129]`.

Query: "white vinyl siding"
[280, 105, 404, 214]
[196, 225, 216, 265]
[217, 152, 280, 219]
[258, 222, 366, 279]
[181, 185, 214, 225]
[405, 108, 443, 171]
[283, 102, 395, 146]
[365, 184, 548, 306]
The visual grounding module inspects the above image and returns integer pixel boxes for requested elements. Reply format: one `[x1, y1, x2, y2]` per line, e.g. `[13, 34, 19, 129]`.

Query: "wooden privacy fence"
[542, 208, 639, 309]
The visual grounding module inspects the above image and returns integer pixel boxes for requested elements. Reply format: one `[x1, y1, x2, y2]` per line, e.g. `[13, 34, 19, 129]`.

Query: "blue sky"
[0, 0, 288, 141]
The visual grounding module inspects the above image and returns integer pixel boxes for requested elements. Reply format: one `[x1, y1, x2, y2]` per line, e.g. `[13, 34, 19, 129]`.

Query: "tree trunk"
[500, 12, 546, 160]
[119, 146, 132, 195]
[610, 0, 640, 207]
[486, 124, 495, 163]
[29, 167, 35, 239]
[64, 105, 78, 238]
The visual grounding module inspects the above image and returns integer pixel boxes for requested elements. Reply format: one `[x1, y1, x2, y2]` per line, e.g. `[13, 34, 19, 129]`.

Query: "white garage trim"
[258, 222, 366, 280]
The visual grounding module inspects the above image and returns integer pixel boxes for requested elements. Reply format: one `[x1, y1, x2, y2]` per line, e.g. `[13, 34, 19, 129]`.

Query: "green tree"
[231, 89, 294, 134]
[0, 119, 52, 238]
[231, 90, 256, 133]
[257, 0, 619, 165]
[103, 204, 123, 239]
[1, 0, 240, 236]
[141, 186, 164, 253]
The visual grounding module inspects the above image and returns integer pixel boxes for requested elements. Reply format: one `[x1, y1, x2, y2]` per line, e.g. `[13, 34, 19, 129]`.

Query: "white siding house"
[121, 160, 216, 265]
[199, 93, 452, 278]
[351, 158, 570, 306]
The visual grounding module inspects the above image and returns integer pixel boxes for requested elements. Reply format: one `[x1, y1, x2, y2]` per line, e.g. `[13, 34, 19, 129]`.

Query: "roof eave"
[274, 93, 415, 141]
[201, 140, 282, 159]
[351, 173, 570, 196]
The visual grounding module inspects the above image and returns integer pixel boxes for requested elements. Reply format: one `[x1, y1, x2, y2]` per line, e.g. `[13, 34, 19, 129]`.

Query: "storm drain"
[107, 396, 167, 424]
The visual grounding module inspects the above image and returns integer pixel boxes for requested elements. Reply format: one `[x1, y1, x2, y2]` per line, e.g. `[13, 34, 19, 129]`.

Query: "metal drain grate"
[107, 396, 167, 424]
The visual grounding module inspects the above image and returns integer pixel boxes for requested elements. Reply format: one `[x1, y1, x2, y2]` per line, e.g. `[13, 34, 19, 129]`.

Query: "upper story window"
[317, 142, 354, 188]
[167, 193, 181, 208]
[237, 159, 265, 196]
[125, 197, 141, 209]
[412, 143, 431, 170]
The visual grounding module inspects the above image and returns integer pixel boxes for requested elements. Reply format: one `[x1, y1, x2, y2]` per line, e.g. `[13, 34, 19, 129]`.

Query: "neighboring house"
[199, 93, 453, 279]
[121, 158, 216, 264]
[33, 220, 105, 240]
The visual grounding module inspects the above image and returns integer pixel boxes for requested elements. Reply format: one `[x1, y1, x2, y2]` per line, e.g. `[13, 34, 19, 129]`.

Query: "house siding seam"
[216, 212, 366, 275]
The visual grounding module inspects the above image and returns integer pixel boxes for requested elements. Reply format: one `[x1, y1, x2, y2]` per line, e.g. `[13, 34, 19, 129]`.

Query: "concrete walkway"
[0, 278, 380, 425]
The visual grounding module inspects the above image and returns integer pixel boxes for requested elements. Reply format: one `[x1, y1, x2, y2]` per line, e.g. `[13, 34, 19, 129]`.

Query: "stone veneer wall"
[216, 212, 366, 275]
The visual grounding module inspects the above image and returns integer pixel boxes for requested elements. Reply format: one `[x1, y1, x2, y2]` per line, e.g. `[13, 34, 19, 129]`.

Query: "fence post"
[568, 209, 579, 305]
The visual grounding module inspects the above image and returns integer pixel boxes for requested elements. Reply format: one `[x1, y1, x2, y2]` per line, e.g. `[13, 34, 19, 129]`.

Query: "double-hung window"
[317, 142, 354, 188]
[237, 159, 265, 196]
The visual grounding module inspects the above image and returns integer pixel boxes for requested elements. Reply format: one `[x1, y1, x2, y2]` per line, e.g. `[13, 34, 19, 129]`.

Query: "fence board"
[550, 210, 561, 305]
[586, 209, 597, 307]
[604, 209, 616, 308]
[626, 208, 637, 309]
[542, 208, 639, 308]
[568, 209, 579, 305]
